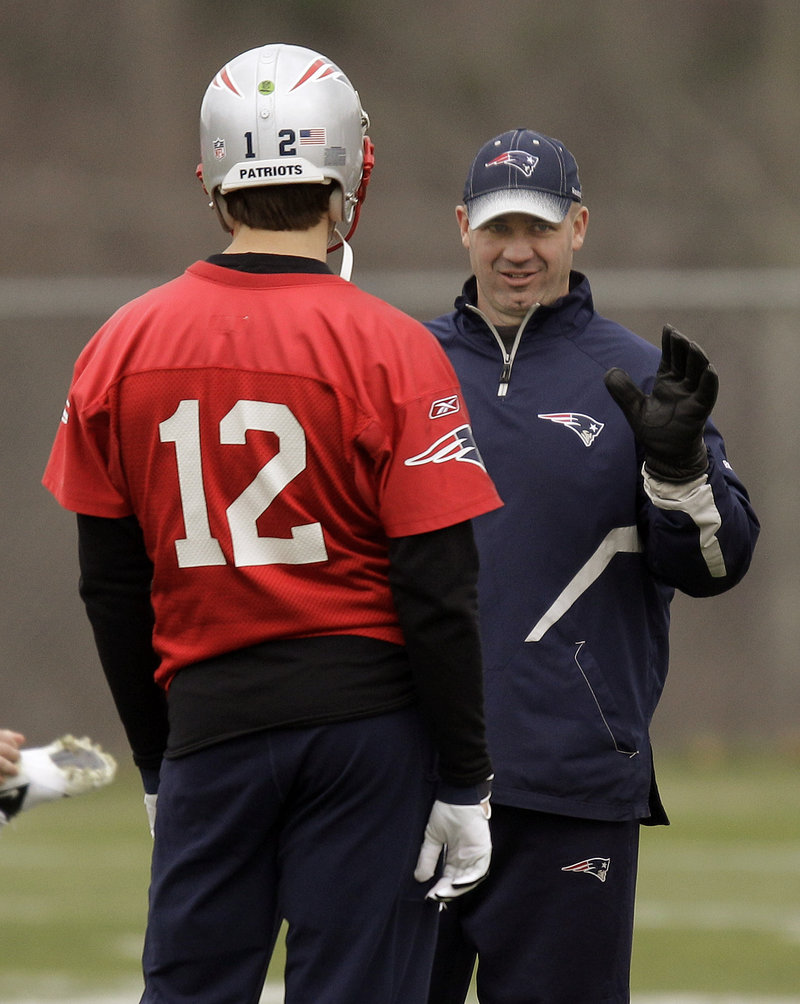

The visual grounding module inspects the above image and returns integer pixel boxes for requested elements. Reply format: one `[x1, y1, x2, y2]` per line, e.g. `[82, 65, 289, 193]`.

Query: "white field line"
[636, 900, 800, 942]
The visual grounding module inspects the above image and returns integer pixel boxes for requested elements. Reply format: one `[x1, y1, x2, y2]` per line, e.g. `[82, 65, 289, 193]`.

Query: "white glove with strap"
[414, 794, 492, 902]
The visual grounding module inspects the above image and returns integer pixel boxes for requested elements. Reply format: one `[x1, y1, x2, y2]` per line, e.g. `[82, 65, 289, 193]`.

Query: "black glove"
[604, 325, 718, 482]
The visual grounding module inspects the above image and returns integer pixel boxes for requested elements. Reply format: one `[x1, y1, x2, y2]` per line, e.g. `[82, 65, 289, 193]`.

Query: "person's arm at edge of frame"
[76, 513, 168, 835]
[388, 520, 493, 903]
[0, 729, 25, 779]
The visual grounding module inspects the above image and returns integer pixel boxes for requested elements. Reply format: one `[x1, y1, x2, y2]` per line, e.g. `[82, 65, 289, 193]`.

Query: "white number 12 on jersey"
[159, 399, 328, 569]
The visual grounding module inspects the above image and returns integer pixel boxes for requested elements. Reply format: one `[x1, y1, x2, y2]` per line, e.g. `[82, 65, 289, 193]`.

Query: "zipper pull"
[498, 360, 511, 397]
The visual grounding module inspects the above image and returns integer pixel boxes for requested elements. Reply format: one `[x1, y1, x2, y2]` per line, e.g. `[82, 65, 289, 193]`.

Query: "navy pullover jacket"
[426, 272, 759, 822]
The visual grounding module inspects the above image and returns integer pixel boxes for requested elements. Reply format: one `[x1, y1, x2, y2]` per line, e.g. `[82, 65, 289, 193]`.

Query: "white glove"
[144, 792, 158, 837]
[414, 797, 492, 902]
[0, 734, 116, 817]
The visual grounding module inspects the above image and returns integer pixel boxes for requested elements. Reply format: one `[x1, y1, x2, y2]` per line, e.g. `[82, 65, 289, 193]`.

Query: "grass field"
[1, 750, 798, 1002]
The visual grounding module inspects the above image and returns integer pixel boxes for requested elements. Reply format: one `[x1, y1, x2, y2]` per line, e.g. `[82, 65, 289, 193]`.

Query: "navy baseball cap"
[463, 129, 582, 228]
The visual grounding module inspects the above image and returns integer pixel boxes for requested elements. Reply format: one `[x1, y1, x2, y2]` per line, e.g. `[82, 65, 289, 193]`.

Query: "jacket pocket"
[571, 639, 640, 759]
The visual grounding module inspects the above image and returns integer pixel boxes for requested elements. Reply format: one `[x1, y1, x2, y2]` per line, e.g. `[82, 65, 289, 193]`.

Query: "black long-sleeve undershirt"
[76, 513, 491, 789]
[77, 514, 167, 775]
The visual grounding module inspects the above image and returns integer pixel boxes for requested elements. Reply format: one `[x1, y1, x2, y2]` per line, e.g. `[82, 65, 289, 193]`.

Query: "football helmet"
[198, 43, 373, 251]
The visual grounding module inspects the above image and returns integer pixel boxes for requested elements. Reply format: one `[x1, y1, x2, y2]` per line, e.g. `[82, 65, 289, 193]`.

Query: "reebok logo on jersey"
[538, 412, 604, 447]
[561, 857, 611, 882]
[61, 399, 70, 425]
[405, 425, 487, 470]
[429, 395, 461, 419]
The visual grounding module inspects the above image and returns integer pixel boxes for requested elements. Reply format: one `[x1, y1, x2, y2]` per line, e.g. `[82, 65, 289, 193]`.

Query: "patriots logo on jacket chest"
[538, 412, 605, 447]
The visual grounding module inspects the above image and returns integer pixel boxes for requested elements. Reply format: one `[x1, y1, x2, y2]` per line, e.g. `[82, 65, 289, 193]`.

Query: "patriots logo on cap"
[538, 412, 604, 448]
[486, 150, 539, 177]
[561, 857, 611, 882]
[404, 424, 487, 470]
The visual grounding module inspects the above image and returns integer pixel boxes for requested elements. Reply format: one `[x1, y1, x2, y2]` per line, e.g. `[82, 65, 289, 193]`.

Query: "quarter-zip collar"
[464, 299, 540, 397]
[453, 271, 593, 397]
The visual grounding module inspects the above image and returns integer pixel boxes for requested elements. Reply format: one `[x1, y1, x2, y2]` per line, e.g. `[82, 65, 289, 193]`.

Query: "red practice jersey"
[44, 261, 502, 687]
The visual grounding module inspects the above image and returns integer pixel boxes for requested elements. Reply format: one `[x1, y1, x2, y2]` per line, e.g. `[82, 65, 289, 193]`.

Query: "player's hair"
[222, 183, 332, 232]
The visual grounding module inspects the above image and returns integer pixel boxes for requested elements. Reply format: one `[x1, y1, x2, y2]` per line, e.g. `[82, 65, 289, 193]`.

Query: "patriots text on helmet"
[238, 164, 305, 180]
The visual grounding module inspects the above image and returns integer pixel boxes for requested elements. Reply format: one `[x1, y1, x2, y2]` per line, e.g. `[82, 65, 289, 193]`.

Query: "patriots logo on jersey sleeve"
[486, 150, 539, 177]
[538, 412, 604, 447]
[404, 424, 487, 470]
[561, 857, 611, 882]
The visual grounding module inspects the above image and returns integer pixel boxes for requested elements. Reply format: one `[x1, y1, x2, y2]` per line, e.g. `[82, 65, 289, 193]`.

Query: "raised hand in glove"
[604, 325, 718, 481]
[414, 797, 492, 902]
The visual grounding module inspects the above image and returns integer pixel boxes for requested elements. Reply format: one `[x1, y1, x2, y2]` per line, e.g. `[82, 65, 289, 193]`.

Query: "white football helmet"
[198, 43, 374, 255]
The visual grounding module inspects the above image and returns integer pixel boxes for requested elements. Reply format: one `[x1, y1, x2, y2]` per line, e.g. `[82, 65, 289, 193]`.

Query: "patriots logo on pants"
[561, 857, 611, 882]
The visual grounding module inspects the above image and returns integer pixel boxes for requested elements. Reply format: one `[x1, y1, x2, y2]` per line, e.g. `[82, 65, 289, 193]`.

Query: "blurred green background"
[1, 752, 798, 1002]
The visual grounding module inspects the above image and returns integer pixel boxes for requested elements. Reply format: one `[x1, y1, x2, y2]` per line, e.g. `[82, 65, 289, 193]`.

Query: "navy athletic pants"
[140, 708, 440, 1004]
[427, 805, 640, 1004]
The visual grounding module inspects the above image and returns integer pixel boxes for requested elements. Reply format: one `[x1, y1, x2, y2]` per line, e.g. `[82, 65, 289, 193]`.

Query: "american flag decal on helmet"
[300, 128, 327, 145]
[561, 857, 611, 882]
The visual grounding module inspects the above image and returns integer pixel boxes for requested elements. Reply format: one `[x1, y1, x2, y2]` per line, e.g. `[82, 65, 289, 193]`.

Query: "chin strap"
[336, 232, 354, 281]
[326, 136, 375, 259]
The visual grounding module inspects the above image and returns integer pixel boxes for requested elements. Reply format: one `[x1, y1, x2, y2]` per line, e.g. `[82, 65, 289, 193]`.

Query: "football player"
[43, 44, 500, 1004]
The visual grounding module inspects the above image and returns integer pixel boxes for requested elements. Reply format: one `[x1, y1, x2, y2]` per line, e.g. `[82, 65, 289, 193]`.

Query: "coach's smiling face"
[457, 205, 589, 326]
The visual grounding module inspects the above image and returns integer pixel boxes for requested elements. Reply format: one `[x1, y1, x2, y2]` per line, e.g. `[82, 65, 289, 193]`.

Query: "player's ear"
[571, 205, 589, 252]
[456, 205, 471, 250]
